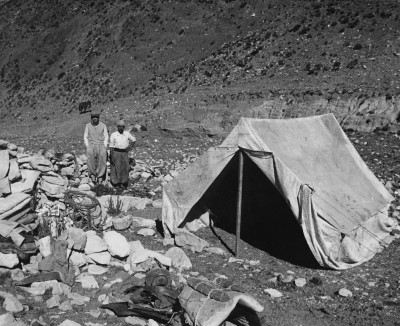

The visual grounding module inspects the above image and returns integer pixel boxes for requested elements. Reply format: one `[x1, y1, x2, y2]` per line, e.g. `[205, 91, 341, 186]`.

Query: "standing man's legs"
[97, 144, 107, 183]
[86, 144, 97, 182]
[120, 151, 130, 188]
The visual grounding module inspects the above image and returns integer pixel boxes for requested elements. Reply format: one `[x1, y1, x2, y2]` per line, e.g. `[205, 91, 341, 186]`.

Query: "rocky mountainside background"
[0, 0, 400, 138]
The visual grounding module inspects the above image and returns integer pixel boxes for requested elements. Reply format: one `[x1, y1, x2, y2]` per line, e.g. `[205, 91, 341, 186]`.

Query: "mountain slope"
[0, 0, 399, 134]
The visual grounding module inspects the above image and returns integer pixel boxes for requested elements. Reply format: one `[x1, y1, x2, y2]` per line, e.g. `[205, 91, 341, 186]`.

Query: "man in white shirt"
[83, 112, 109, 185]
[109, 120, 136, 189]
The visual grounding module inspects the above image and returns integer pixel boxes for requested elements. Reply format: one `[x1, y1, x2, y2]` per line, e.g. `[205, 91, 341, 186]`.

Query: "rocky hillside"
[0, 0, 400, 136]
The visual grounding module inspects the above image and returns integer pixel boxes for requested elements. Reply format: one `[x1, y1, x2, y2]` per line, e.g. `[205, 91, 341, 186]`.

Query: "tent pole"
[236, 150, 244, 257]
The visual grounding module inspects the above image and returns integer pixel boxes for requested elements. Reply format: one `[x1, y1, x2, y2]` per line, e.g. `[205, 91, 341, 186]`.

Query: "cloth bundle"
[179, 278, 264, 326]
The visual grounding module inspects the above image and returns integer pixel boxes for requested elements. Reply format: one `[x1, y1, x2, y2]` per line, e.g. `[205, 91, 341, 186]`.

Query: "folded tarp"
[0, 193, 32, 220]
[11, 170, 40, 194]
[162, 114, 396, 270]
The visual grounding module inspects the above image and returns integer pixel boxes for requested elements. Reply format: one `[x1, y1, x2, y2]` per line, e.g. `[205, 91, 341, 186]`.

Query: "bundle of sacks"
[0, 139, 86, 225]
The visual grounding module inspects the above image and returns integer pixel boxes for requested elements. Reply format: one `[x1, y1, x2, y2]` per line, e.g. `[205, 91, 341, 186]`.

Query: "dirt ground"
[0, 126, 399, 326]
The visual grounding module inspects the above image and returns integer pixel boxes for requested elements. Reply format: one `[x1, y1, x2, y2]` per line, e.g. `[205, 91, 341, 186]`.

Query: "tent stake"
[236, 150, 244, 257]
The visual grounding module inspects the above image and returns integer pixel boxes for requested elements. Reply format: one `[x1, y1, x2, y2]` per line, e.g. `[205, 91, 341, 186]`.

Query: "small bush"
[106, 196, 123, 217]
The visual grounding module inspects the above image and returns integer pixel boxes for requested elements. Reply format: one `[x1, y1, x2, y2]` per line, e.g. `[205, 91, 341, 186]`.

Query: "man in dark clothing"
[83, 112, 109, 184]
[109, 120, 136, 189]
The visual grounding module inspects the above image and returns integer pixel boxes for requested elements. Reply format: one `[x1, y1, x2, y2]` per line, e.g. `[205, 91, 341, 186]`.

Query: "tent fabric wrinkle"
[161, 114, 396, 269]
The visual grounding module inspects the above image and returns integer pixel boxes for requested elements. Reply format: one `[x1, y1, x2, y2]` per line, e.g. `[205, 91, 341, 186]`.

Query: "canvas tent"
[162, 114, 396, 270]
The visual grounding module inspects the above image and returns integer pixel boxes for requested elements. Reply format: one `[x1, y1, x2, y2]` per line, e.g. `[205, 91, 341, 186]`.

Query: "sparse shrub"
[106, 196, 123, 217]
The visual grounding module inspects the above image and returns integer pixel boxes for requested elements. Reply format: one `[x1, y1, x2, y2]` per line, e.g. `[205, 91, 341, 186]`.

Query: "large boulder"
[103, 231, 130, 258]
[85, 232, 108, 254]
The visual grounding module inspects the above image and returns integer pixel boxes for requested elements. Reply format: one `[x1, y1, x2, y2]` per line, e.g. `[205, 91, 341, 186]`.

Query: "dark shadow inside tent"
[190, 152, 320, 268]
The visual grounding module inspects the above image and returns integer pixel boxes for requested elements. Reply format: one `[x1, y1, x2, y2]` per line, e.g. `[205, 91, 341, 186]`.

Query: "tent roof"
[221, 114, 392, 233]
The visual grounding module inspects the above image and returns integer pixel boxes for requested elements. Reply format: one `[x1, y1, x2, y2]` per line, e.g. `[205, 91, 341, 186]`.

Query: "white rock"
[88, 265, 109, 275]
[152, 199, 162, 208]
[338, 288, 352, 297]
[0, 252, 19, 268]
[97, 294, 107, 302]
[112, 215, 132, 230]
[131, 217, 156, 228]
[165, 247, 192, 271]
[148, 319, 159, 326]
[125, 316, 147, 326]
[68, 251, 87, 267]
[87, 252, 111, 265]
[0, 313, 15, 326]
[46, 295, 61, 308]
[163, 238, 175, 246]
[137, 228, 155, 236]
[10, 270, 24, 282]
[264, 289, 283, 298]
[59, 300, 73, 311]
[60, 283, 71, 296]
[104, 231, 130, 258]
[175, 228, 209, 252]
[32, 280, 63, 295]
[140, 172, 152, 182]
[164, 174, 173, 182]
[205, 247, 225, 255]
[37, 236, 52, 257]
[0, 292, 23, 312]
[129, 249, 171, 268]
[59, 227, 87, 251]
[295, 278, 307, 287]
[138, 198, 153, 210]
[58, 320, 82, 326]
[17, 286, 46, 296]
[85, 233, 107, 254]
[129, 240, 145, 253]
[90, 308, 102, 318]
[67, 292, 90, 305]
[75, 273, 99, 289]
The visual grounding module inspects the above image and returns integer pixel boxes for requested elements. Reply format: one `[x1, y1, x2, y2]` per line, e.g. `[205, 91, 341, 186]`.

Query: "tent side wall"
[162, 148, 236, 237]
[245, 149, 396, 269]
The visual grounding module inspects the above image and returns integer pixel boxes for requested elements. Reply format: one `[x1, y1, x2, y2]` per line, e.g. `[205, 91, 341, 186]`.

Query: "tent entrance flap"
[182, 152, 318, 267]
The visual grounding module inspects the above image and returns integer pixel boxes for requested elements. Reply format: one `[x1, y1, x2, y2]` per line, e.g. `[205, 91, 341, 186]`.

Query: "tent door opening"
[197, 151, 318, 267]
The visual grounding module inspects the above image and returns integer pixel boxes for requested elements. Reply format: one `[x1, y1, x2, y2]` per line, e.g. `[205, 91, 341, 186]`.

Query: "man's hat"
[117, 120, 125, 126]
[90, 112, 100, 117]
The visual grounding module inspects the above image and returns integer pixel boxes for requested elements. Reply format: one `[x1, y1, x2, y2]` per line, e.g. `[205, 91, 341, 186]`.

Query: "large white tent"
[162, 114, 396, 269]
